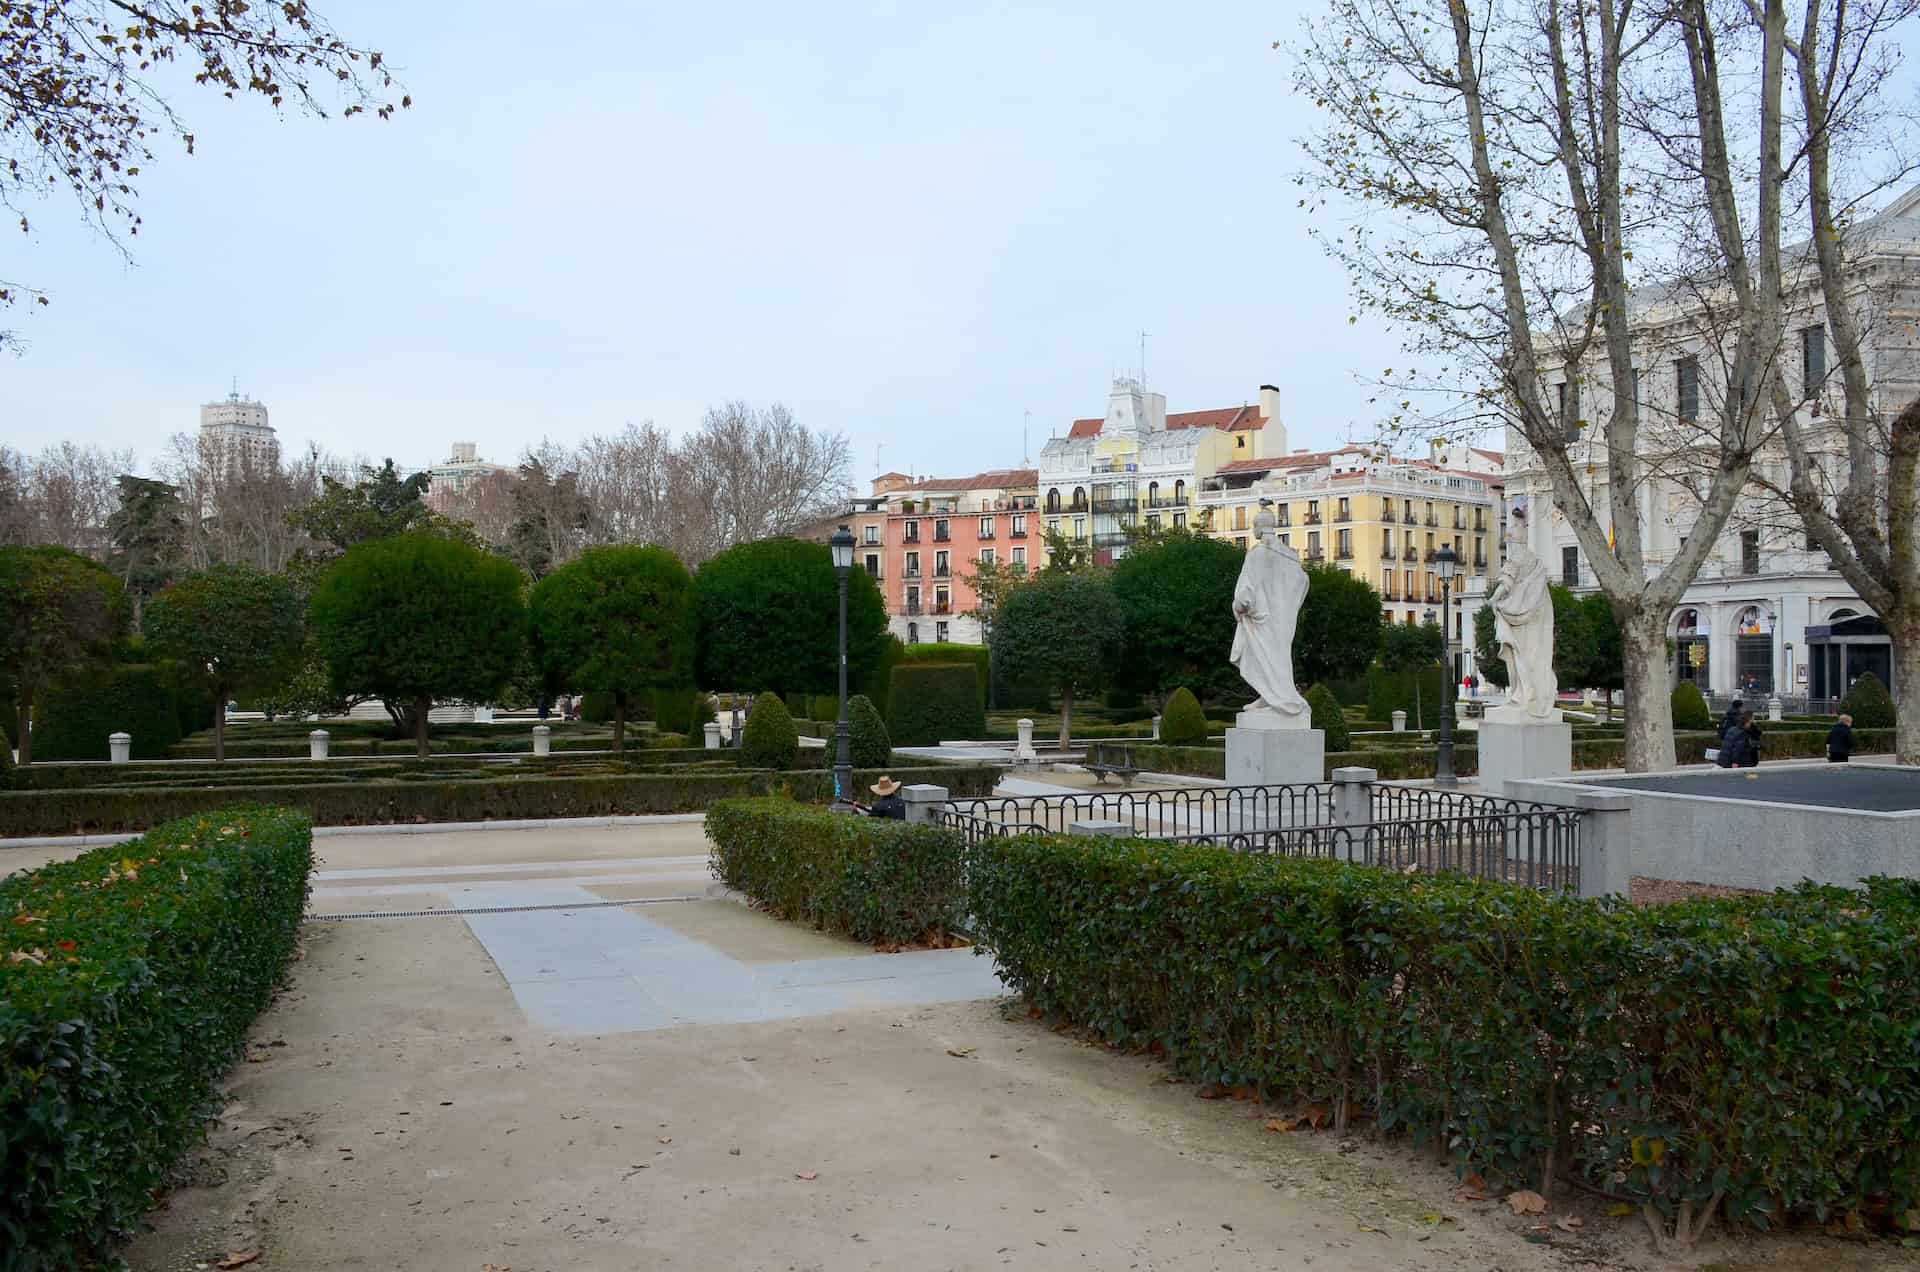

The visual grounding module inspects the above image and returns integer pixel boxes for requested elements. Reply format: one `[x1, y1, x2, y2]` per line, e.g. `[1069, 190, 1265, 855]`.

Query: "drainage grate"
[309, 895, 702, 921]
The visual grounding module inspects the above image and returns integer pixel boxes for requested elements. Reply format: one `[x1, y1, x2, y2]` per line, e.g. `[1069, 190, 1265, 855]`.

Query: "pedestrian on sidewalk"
[1827, 713, 1855, 763]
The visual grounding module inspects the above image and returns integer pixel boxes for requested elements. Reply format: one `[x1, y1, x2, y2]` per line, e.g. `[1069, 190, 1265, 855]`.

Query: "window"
[1307, 499, 1320, 523]
[934, 518, 951, 541]
[1337, 528, 1352, 558]
[1235, 536, 1248, 550]
[1146, 513, 1160, 531]
[1561, 545, 1579, 587]
[1236, 435, 1247, 449]
[935, 587, 950, 614]
[904, 520, 921, 542]
[1072, 515, 1086, 538]
[935, 550, 951, 577]
[979, 516, 994, 538]
[1234, 505, 1248, 530]
[863, 552, 880, 578]
[1046, 517, 1060, 535]
[905, 551, 920, 577]
[1046, 489, 1061, 513]
[1148, 481, 1160, 505]
[1174, 479, 1185, 503]
[1071, 488, 1086, 510]
[1803, 326, 1827, 391]
[1307, 530, 1322, 555]
[1677, 357, 1699, 421]
[1336, 496, 1350, 521]
[1280, 533, 1290, 547]
[906, 622, 919, 644]
[1012, 513, 1027, 536]
[936, 621, 949, 642]
[1011, 546, 1026, 567]
[1741, 530, 1760, 574]
[863, 524, 880, 545]
[906, 586, 920, 612]
[1172, 511, 1185, 529]
[1383, 528, 1395, 553]
[979, 547, 995, 566]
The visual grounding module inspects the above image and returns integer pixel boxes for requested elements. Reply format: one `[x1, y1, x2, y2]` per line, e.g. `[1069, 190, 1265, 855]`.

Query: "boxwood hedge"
[0, 764, 1001, 837]
[887, 663, 985, 746]
[706, 797, 965, 946]
[969, 833, 1920, 1235]
[1, 807, 313, 1268]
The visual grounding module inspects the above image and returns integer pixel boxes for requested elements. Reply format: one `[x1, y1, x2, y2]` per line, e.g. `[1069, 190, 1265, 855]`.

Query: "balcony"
[1090, 498, 1135, 515]
[1302, 513, 1323, 525]
[1403, 546, 1419, 561]
[902, 533, 921, 544]
[1009, 529, 1027, 539]
[1380, 545, 1397, 560]
[933, 567, 952, 580]
[1473, 554, 1489, 569]
[932, 603, 953, 616]
[978, 529, 995, 540]
[1402, 511, 1419, 525]
[1091, 532, 1130, 548]
[1382, 590, 1400, 603]
[902, 602, 923, 616]
[933, 531, 952, 543]
[1473, 516, 1487, 531]
[1424, 548, 1438, 562]
[904, 567, 921, 579]
[1335, 549, 1354, 561]
[1333, 512, 1352, 523]
[1424, 514, 1439, 527]
[1305, 549, 1325, 562]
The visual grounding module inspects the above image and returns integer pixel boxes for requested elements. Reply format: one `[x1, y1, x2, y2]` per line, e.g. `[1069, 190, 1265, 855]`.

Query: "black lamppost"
[1434, 543, 1460, 788]
[829, 524, 856, 808]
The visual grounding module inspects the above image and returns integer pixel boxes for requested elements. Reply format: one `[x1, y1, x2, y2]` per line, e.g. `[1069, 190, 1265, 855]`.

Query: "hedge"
[0, 764, 1002, 837]
[1089, 741, 1226, 780]
[1, 807, 313, 1267]
[887, 662, 985, 746]
[30, 665, 184, 762]
[1840, 672, 1896, 729]
[968, 834, 1920, 1235]
[706, 797, 965, 945]
[742, 692, 799, 770]
[1306, 684, 1350, 751]
[900, 642, 991, 707]
[1159, 687, 1207, 746]
[1365, 662, 1449, 729]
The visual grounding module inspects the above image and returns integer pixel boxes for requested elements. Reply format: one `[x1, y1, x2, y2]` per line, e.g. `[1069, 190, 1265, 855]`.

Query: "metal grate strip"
[309, 895, 702, 921]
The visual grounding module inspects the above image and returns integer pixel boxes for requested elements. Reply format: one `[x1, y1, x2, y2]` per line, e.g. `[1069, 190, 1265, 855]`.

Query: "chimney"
[1258, 384, 1281, 424]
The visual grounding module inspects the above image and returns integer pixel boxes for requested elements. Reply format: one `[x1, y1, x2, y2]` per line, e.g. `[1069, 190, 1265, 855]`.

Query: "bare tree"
[0, 440, 131, 558]
[681, 403, 853, 554]
[1296, 0, 1817, 774]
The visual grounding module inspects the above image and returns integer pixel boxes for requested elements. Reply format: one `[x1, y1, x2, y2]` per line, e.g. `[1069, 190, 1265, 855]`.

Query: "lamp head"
[829, 524, 855, 572]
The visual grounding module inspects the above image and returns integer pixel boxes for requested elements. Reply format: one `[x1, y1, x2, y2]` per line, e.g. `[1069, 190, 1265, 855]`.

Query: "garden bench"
[1084, 761, 1140, 787]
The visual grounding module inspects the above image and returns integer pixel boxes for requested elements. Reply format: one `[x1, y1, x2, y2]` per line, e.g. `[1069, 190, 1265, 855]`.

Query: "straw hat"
[870, 776, 901, 796]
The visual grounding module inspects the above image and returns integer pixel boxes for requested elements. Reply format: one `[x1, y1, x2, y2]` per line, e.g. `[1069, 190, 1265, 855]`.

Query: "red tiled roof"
[1066, 405, 1267, 439]
[1471, 448, 1506, 465]
[905, 467, 1038, 492]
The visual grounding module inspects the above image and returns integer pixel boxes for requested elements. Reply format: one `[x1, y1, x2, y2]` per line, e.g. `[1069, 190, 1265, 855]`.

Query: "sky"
[0, 2, 1764, 484]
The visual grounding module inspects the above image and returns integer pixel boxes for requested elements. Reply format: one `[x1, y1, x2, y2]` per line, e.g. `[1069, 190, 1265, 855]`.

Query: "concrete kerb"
[0, 812, 710, 852]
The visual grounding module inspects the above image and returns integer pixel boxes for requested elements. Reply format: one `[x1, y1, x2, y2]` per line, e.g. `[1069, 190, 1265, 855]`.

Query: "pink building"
[868, 469, 1037, 646]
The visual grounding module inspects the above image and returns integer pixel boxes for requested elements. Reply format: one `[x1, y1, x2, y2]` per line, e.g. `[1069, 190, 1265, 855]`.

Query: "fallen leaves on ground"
[215, 1252, 262, 1270]
[1556, 1216, 1583, 1232]
[794, 1171, 818, 1181]
[946, 1047, 976, 1058]
[1606, 1202, 1634, 1217]
[1506, 1190, 1547, 1215]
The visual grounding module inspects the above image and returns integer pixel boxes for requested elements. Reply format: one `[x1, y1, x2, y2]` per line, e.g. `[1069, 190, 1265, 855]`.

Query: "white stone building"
[198, 391, 278, 473]
[1500, 185, 1920, 705]
[428, 441, 508, 498]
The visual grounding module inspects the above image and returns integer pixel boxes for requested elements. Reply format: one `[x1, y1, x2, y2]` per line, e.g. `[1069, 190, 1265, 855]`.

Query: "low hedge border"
[0, 764, 1000, 837]
[1, 807, 314, 1267]
[968, 833, 1920, 1237]
[706, 797, 966, 945]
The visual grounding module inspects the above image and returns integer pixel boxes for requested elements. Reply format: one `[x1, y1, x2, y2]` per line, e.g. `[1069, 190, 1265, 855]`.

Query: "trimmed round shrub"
[1840, 671, 1896, 728]
[1670, 681, 1711, 730]
[741, 692, 799, 770]
[887, 662, 986, 746]
[1160, 686, 1207, 746]
[1306, 683, 1351, 751]
[32, 665, 183, 761]
[847, 693, 892, 768]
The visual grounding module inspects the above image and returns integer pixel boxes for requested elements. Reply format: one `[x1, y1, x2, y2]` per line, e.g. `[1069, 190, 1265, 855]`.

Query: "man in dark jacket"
[1718, 708, 1761, 768]
[1720, 699, 1746, 739]
[867, 776, 907, 820]
[1827, 713, 1855, 763]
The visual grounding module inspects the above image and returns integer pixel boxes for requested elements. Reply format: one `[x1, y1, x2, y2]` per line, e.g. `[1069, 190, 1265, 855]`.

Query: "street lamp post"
[1434, 543, 1459, 788]
[829, 525, 856, 809]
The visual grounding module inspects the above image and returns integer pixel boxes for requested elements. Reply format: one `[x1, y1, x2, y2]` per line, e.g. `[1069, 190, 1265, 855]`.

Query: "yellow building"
[1197, 444, 1505, 628]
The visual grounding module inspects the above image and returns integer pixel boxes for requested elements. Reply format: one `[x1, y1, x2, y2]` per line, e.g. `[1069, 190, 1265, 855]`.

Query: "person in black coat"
[866, 776, 907, 820]
[1720, 699, 1746, 739]
[1827, 713, 1855, 763]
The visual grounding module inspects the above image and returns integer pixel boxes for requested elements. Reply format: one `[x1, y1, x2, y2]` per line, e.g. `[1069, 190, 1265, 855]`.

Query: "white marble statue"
[1490, 544, 1560, 721]
[1230, 503, 1310, 725]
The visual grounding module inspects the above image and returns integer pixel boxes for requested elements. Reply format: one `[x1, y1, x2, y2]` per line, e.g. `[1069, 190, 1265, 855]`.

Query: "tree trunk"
[612, 694, 626, 753]
[415, 694, 432, 759]
[1891, 610, 1920, 766]
[15, 691, 30, 767]
[1058, 683, 1073, 749]
[1619, 611, 1676, 772]
[214, 687, 227, 762]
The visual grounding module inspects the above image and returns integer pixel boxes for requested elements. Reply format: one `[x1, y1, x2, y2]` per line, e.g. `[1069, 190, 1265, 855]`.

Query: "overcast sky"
[7, 2, 1900, 487]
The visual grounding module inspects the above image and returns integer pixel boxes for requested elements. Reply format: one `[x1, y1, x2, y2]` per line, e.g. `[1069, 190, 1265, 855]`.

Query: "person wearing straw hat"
[867, 776, 906, 820]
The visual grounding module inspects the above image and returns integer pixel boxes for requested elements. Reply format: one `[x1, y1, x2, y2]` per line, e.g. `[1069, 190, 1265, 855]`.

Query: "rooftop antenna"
[1023, 409, 1031, 465]
[1139, 330, 1149, 388]
[875, 441, 884, 477]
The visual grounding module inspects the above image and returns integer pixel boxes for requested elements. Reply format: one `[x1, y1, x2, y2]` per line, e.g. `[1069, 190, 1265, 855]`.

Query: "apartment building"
[874, 468, 1038, 645]
[1036, 379, 1282, 565]
[1199, 443, 1504, 640]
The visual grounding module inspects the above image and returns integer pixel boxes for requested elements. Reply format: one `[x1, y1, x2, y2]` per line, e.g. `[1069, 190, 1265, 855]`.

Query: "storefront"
[1806, 611, 1894, 704]
[1732, 605, 1774, 696]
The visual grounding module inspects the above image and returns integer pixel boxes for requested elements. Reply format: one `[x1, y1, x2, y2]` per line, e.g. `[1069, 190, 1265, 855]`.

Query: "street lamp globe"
[829, 525, 855, 573]
[1435, 542, 1458, 581]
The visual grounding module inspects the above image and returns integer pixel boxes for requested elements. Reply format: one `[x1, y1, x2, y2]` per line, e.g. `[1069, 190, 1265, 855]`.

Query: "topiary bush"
[1669, 681, 1711, 730]
[707, 797, 966, 945]
[741, 691, 799, 770]
[1, 807, 313, 1267]
[886, 663, 985, 746]
[579, 690, 614, 723]
[652, 686, 704, 734]
[31, 664, 184, 761]
[847, 693, 891, 767]
[1306, 683, 1351, 751]
[1840, 671, 1896, 728]
[1159, 686, 1207, 746]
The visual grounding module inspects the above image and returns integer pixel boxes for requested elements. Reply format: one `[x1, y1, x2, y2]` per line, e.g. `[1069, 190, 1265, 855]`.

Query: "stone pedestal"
[1391, 710, 1407, 732]
[1476, 717, 1572, 797]
[108, 732, 131, 764]
[309, 730, 330, 760]
[703, 722, 723, 750]
[1767, 697, 1784, 722]
[1226, 726, 1325, 787]
[1013, 718, 1038, 762]
[532, 725, 552, 757]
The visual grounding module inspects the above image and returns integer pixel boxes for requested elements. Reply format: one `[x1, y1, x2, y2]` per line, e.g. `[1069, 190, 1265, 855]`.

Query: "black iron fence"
[939, 781, 1583, 892]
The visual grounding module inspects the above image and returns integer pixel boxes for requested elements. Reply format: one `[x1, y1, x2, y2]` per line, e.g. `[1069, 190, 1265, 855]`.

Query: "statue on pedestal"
[1489, 544, 1559, 721]
[1230, 500, 1310, 726]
